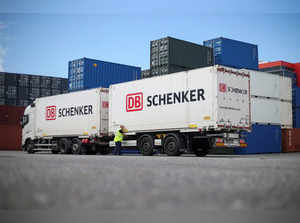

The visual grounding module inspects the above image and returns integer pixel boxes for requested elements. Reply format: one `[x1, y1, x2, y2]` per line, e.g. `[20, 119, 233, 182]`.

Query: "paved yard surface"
[0, 151, 300, 211]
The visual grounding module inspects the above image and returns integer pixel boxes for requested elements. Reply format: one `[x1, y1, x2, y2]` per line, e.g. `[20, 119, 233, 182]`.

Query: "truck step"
[33, 148, 52, 151]
[35, 144, 57, 147]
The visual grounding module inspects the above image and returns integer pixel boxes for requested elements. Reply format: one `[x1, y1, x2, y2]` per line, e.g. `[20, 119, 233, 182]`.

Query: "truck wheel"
[26, 140, 35, 154]
[99, 147, 110, 155]
[192, 138, 209, 157]
[138, 135, 154, 156]
[163, 133, 180, 156]
[194, 148, 209, 157]
[59, 138, 71, 154]
[71, 138, 82, 154]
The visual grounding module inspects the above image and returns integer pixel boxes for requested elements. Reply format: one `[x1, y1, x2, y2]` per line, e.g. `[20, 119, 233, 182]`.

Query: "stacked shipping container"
[150, 37, 213, 76]
[0, 72, 68, 151]
[233, 69, 293, 154]
[0, 72, 68, 107]
[68, 58, 141, 91]
[0, 105, 25, 150]
[203, 37, 258, 70]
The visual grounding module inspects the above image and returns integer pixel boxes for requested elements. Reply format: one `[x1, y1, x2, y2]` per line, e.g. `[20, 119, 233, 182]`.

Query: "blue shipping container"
[235, 124, 281, 154]
[293, 107, 300, 128]
[68, 58, 141, 91]
[292, 87, 300, 107]
[203, 37, 258, 70]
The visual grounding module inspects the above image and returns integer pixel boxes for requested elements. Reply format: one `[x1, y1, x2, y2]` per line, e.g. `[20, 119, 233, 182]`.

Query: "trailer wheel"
[71, 138, 82, 154]
[192, 138, 209, 157]
[194, 149, 209, 157]
[26, 140, 35, 154]
[138, 135, 154, 156]
[163, 133, 181, 156]
[99, 146, 110, 155]
[59, 138, 71, 154]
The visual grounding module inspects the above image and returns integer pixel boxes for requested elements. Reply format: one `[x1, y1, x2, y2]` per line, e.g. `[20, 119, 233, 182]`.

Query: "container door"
[99, 89, 109, 135]
[216, 67, 251, 129]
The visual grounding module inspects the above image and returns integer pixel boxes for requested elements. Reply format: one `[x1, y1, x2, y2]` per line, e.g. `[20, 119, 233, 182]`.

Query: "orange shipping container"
[282, 129, 300, 152]
[0, 124, 22, 151]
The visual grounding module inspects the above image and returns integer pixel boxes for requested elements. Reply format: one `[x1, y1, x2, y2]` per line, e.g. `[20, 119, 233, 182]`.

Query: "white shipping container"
[280, 101, 293, 128]
[34, 88, 109, 138]
[109, 66, 251, 134]
[245, 69, 292, 101]
[251, 97, 281, 125]
[251, 97, 292, 127]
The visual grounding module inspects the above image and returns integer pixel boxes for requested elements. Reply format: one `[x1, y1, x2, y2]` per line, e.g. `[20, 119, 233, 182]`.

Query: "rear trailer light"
[215, 138, 224, 147]
[239, 139, 247, 147]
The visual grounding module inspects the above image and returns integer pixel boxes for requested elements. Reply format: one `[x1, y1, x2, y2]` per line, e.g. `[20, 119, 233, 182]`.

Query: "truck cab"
[21, 103, 36, 151]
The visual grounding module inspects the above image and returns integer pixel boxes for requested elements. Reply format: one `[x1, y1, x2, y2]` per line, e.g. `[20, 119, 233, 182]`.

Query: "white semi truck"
[21, 88, 110, 154]
[22, 65, 250, 156]
[109, 65, 250, 156]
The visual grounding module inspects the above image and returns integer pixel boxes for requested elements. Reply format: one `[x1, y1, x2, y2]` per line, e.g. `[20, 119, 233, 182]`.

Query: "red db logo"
[46, 106, 56, 120]
[219, 83, 227, 93]
[126, 92, 143, 112]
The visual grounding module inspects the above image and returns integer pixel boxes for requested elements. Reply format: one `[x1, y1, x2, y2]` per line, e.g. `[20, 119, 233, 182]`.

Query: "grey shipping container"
[40, 77, 52, 88]
[0, 87, 4, 97]
[150, 37, 213, 76]
[5, 99, 17, 106]
[40, 88, 51, 97]
[29, 88, 40, 99]
[18, 76, 30, 87]
[5, 73, 18, 85]
[141, 69, 151, 79]
[0, 73, 4, 85]
[6, 86, 17, 99]
[18, 87, 29, 99]
[30, 76, 40, 88]
[17, 99, 30, 107]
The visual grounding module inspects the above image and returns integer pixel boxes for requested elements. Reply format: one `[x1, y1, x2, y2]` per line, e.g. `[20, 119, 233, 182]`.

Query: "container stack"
[259, 61, 300, 153]
[203, 37, 258, 70]
[0, 72, 68, 107]
[0, 72, 68, 151]
[150, 37, 213, 76]
[234, 69, 293, 154]
[68, 58, 141, 92]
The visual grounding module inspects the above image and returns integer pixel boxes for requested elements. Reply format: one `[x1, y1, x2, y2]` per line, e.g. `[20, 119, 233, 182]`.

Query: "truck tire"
[194, 148, 209, 157]
[192, 139, 209, 157]
[99, 146, 110, 155]
[138, 135, 154, 156]
[26, 140, 35, 154]
[71, 138, 82, 154]
[59, 138, 71, 154]
[163, 133, 181, 156]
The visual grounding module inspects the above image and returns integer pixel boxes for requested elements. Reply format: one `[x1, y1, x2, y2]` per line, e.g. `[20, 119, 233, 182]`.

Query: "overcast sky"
[0, 0, 300, 77]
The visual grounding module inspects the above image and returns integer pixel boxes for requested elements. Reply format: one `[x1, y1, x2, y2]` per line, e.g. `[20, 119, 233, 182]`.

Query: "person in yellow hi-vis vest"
[114, 125, 126, 155]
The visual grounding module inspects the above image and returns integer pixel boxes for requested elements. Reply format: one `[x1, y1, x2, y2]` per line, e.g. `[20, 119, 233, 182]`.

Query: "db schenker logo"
[219, 83, 227, 92]
[126, 92, 143, 112]
[46, 106, 56, 120]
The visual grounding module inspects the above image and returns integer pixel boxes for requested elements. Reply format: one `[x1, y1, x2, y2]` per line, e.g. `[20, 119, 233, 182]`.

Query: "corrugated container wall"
[150, 37, 213, 76]
[68, 58, 141, 92]
[282, 129, 300, 152]
[203, 37, 258, 70]
[235, 124, 282, 154]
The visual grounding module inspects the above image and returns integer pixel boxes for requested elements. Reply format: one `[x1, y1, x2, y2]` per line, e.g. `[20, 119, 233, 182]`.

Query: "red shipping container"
[0, 105, 25, 125]
[281, 129, 300, 152]
[0, 124, 22, 151]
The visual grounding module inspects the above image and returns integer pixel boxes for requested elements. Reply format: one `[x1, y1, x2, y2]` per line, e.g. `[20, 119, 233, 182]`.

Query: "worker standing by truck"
[114, 125, 126, 155]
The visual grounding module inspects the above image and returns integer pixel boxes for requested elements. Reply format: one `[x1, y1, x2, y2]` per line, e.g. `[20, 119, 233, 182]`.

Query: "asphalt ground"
[0, 151, 300, 222]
